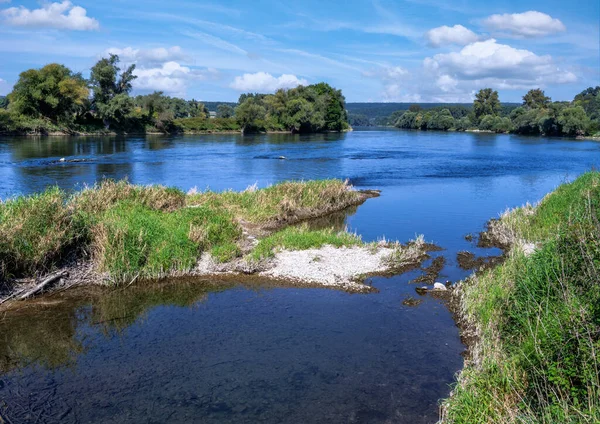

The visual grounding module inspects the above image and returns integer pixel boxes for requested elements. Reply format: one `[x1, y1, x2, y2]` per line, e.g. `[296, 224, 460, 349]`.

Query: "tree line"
[0, 56, 348, 135]
[394, 87, 600, 137]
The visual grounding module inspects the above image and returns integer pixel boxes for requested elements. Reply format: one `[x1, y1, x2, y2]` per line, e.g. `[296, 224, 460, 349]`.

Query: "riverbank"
[0, 179, 432, 304]
[441, 171, 600, 423]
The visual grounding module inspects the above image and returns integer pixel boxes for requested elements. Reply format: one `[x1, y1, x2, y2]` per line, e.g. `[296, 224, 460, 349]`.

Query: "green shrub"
[0, 187, 73, 278]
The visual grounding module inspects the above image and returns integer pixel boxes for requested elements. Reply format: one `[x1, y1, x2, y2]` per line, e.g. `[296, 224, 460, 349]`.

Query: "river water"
[0, 129, 598, 423]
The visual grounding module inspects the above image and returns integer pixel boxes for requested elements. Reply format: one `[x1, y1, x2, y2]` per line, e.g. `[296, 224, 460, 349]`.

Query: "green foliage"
[558, 106, 590, 137]
[0, 95, 9, 109]
[443, 172, 600, 423]
[479, 115, 512, 133]
[235, 97, 268, 133]
[574, 86, 600, 124]
[216, 104, 234, 119]
[455, 116, 472, 131]
[0, 187, 73, 279]
[90, 54, 137, 128]
[427, 108, 455, 130]
[173, 116, 240, 132]
[248, 224, 362, 261]
[0, 179, 359, 284]
[348, 113, 371, 127]
[474, 88, 502, 120]
[8, 64, 88, 126]
[188, 179, 360, 225]
[522, 88, 551, 109]
[93, 201, 240, 282]
[234, 83, 347, 134]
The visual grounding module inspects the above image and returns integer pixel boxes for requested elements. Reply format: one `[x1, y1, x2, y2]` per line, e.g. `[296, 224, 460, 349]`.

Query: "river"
[0, 128, 598, 423]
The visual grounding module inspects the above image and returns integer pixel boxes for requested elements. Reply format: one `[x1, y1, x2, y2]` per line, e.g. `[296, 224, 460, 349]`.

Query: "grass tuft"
[187, 179, 363, 226]
[247, 224, 363, 262]
[0, 187, 73, 279]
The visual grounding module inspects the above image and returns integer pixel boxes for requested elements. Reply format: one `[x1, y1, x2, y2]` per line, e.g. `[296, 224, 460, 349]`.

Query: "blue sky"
[0, 0, 598, 103]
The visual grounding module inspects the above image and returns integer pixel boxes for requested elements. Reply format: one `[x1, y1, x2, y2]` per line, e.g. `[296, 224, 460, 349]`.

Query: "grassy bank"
[0, 179, 367, 285]
[443, 172, 600, 423]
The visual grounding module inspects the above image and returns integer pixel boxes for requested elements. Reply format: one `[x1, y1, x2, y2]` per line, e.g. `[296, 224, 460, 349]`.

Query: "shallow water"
[0, 129, 598, 423]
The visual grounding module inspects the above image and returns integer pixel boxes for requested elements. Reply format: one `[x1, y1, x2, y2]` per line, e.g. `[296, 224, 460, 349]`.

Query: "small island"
[0, 179, 433, 303]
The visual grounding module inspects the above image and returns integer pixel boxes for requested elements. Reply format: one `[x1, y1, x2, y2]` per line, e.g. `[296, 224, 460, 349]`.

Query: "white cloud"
[423, 39, 576, 90]
[1, 1, 99, 30]
[426, 24, 480, 47]
[104, 46, 186, 66]
[362, 66, 412, 101]
[230, 72, 308, 92]
[482, 11, 566, 38]
[133, 62, 219, 96]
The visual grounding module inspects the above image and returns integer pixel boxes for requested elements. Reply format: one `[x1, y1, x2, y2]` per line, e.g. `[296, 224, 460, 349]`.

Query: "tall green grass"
[92, 201, 240, 283]
[443, 171, 600, 423]
[0, 179, 361, 284]
[0, 187, 74, 278]
[188, 179, 362, 225]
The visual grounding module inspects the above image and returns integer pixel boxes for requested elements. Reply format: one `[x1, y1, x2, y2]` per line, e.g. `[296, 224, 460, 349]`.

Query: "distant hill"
[346, 102, 520, 126]
[203, 101, 236, 112]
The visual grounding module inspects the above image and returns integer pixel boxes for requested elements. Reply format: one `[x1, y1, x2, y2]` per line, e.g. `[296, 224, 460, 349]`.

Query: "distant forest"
[1, 57, 598, 137]
[346, 102, 520, 126]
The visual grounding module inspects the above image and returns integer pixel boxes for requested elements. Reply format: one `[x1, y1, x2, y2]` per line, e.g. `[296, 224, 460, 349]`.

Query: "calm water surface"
[0, 129, 598, 423]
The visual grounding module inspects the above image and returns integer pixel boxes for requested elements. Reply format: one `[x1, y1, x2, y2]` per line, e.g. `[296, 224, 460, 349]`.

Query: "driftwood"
[17, 270, 69, 300]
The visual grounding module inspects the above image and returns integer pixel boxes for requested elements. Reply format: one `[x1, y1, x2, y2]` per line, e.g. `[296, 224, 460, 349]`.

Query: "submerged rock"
[402, 296, 423, 307]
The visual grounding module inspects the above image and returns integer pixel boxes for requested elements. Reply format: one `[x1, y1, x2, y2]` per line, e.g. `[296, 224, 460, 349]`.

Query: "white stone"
[433, 282, 447, 291]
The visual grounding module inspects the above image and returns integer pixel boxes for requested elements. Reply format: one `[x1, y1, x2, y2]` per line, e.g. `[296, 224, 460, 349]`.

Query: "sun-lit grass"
[247, 224, 363, 262]
[91, 201, 241, 283]
[442, 171, 600, 423]
[0, 187, 74, 279]
[0, 179, 365, 285]
[187, 179, 362, 226]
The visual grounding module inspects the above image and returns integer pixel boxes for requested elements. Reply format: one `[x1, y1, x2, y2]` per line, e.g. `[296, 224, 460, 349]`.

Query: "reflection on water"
[0, 129, 598, 423]
[0, 278, 233, 374]
[0, 273, 462, 424]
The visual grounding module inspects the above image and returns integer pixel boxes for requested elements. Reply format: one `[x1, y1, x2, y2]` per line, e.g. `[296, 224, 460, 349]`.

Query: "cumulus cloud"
[425, 24, 480, 47]
[362, 66, 412, 101]
[1, 1, 99, 30]
[133, 62, 218, 95]
[423, 39, 576, 90]
[230, 72, 308, 92]
[482, 11, 566, 38]
[104, 46, 186, 66]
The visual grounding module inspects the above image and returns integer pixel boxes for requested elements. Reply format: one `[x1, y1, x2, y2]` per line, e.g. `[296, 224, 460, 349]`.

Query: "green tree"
[427, 109, 454, 131]
[90, 54, 137, 127]
[473, 88, 502, 120]
[455, 117, 472, 131]
[216, 104, 234, 119]
[478, 115, 496, 131]
[0, 96, 8, 109]
[8, 64, 88, 125]
[408, 104, 422, 113]
[511, 107, 543, 135]
[235, 98, 266, 133]
[523, 88, 551, 109]
[558, 106, 590, 136]
[397, 111, 418, 129]
[311, 82, 347, 131]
